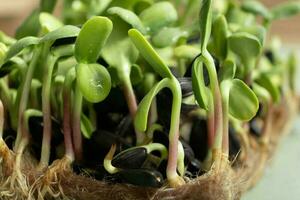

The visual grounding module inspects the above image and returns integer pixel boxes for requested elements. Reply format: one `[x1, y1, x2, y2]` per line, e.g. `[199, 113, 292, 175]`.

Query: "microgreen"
[129, 28, 185, 187]
[192, 0, 225, 168]
[139, 1, 178, 34]
[69, 16, 113, 160]
[228, 32, 262, 80]
[108, 7, 147, 34]
[212, 15, 228, 61]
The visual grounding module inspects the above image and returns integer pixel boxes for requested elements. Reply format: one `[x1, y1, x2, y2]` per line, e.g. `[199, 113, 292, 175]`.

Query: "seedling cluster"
[0, 0, 299, 199]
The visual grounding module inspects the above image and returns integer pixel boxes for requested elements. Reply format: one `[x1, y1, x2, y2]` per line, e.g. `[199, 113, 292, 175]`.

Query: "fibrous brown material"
[58, 96, 298, 200]
[0, 96, 298, 200]
[59, 163, 240, 200]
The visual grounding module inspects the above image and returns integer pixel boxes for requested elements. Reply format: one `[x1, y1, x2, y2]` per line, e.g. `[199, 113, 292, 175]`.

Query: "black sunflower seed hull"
[112, 147, 148, 169]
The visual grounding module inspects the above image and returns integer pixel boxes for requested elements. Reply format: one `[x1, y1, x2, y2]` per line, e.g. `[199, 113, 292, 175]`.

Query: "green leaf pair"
[228, 32, 262, 75]
[129, 28, 184, 183]
[128, 29, 173, 79]
[128, 28, 179, 128]
[74, 16, 113, 103]
[192, 56, 209, 110]
[221, 79, 259, 121]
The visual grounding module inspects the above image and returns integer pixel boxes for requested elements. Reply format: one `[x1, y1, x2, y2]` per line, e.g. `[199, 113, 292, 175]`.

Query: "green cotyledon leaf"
[0, 57, 26, 78]
[139, 1, 178, 34]
[40, 25, 80, 43]
[241, 0, 271, 19]
[212, 15, 228, 60]
[128, 29, 173, 79]
[252, 82, 271, 103]
[192, 56, 209, 110]
[76, 63, 111, 103]
[108, 7, 147, 34]
[228, 32, 261, 72]
[255, 73, 280, 103]
[80, 113, 95, 139]
[4, 36, 40, 63]
[271, 1, 300, 20]
[174, 45, 200, 60]
[39, 12, 63, 34]
[75, 16, 113, 63]
[130, 64, 143, 85]
[152, 27, 188, 48]
[134, 78, 171, 132]
[199, 0, 212, 52]
[218, 60, 236, 81]
[238, 25, 266, 46]
[15, 9, 40, 39]
[228, 79, 259, 121]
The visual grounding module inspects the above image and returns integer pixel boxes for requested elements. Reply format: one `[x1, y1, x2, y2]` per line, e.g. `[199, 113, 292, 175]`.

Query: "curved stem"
[14, 45, 42, 151]
[166, 77, 184, 186]
[123, 76, 138, 119]
[202, 51, 223, 164]
[0, 79, 12, 117]
[39, 55, 58, 168]
[63, 69, 76, 161]
[143, 142, 168, 160]
[146, 123, 163, 140]
[72, 83, 83, 161]
[103, 144, 119, 174]
[30, 80, 41, 109]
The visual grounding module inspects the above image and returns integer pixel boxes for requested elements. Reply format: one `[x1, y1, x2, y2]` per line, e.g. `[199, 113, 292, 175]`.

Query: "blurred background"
[0, 0, 299, 43]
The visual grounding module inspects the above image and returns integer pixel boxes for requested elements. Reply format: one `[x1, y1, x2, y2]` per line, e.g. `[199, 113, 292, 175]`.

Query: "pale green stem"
[14, 45, 42, 151]
[72, 84, 83, 161]
[166, 77, 183, 181]
[143, 142, 168, 161]
[39, 55, 58, 168]
[103, 144, 119, 174]
[63, 69, 76, 161]
[0, 79, 12, 115]
[202, 51, 223, 161]
[123, 76, 145, 145]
